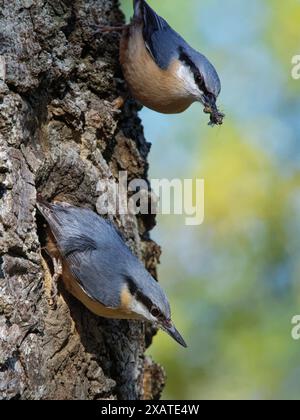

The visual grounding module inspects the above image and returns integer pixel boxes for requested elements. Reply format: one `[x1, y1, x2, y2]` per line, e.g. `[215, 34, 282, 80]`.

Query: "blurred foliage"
[120, 0, 300, 399]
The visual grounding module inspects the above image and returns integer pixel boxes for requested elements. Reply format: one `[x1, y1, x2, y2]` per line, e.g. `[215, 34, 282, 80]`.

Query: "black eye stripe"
[195, 74, 206, 91]
[126, 277, 153, 311]
[126, 276, 138, 295]
[126, 277, 167, 319]
[178, 48, 210, 96]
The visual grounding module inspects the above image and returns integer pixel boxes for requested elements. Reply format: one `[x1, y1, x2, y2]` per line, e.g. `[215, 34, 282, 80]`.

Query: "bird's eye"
[195, 74, 205, 90]
[151, 307, 161, 318]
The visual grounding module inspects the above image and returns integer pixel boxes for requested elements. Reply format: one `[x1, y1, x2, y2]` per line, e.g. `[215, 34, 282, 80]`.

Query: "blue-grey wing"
[137, 0, 184, 69]
[65, 245, 123, 308]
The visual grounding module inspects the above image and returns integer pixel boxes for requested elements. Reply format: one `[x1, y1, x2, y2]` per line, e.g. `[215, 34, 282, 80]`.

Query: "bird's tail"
[133, 0, 144, 19]
[36, 195, 54, 221]
[36, 195, 67, 241]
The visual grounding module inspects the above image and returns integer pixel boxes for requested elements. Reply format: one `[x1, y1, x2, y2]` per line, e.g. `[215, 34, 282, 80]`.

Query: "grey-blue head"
[178, 45, 224, 125]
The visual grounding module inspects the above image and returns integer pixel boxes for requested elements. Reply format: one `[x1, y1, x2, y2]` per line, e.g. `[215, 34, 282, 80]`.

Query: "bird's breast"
[62, 262, 138, 320]
[120, 25, 195, 114]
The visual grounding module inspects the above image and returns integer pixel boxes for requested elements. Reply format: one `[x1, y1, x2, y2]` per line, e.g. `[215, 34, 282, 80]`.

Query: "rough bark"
[0, 0, 165, 400]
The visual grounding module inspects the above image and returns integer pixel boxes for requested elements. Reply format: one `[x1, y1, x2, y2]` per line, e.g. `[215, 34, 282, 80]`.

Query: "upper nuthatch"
[37, 199, 187, 348]
[103, 0, 224, 125]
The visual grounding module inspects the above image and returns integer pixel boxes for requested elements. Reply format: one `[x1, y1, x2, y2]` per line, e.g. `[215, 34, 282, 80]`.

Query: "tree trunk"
[0, 0, 165, 400]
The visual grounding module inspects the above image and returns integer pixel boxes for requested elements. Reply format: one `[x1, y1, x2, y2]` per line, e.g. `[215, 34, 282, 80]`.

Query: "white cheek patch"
[176, 63, 202, 99]
[130, 299, 152, 321]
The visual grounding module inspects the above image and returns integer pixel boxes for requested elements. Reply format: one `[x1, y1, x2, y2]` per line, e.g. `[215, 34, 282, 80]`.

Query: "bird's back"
[37, 200, 134, 308]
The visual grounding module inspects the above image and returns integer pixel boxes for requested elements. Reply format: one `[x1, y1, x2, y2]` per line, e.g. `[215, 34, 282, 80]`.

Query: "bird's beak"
[201, 93, 216, 114]
[160, 321, 187, 348]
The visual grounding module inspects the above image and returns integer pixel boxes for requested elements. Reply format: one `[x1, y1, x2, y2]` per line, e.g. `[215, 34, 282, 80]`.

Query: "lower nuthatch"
[102, 0, 224, 125]
[37, 199, 187, 348]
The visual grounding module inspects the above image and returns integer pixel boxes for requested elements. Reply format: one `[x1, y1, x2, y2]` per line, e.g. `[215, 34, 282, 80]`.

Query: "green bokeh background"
[120, 0, 300, 399]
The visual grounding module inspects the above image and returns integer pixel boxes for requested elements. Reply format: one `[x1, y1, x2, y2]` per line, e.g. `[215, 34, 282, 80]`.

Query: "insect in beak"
[203, 102, 225, 126]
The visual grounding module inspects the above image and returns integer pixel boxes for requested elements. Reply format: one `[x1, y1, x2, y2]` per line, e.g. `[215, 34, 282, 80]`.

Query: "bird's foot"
[112, 94, 128, 110]
[204, 106, 225, 127]
[104, 94, 129, 114]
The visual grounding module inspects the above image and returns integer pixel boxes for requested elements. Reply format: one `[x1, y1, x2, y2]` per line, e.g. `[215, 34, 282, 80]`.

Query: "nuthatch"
[37, 199, 187, 348]
[101, 0, 224, 125]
